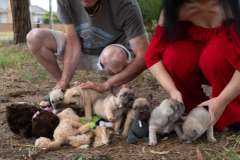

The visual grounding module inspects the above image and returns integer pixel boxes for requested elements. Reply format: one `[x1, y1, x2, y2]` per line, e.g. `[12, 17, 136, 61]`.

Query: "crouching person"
[26, 0, 148, 94]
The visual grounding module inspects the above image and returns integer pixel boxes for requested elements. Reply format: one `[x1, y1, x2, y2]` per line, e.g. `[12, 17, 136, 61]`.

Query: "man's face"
[80, 0, 99, 8]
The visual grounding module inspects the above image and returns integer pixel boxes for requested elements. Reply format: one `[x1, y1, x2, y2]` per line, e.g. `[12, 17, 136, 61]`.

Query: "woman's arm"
[145, 12, 183, 102]
[218, 70, 240, 104]
[148, 61, 183, 102]
[199, 70, 240, 124]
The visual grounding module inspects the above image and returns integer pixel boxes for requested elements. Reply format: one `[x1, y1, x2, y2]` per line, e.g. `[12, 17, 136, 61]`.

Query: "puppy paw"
[207, 136, 217, 143]
[35, 137, 51, 150]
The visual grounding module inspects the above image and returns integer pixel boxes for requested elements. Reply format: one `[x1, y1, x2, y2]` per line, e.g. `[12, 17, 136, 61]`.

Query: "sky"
[30, 0, 57, 12]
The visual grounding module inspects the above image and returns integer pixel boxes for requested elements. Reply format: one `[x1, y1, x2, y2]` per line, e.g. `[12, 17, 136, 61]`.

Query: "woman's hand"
[198, 97, 228, 125]
[169, 89, 183, 103]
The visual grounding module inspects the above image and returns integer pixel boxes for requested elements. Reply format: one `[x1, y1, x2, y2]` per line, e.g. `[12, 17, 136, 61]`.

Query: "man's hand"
[198, 97, 228, 125]
[79, 81, 111, 93]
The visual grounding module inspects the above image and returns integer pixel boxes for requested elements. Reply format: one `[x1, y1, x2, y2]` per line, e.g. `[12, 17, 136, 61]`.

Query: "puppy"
[122, 97, 151, 137]
[35, 108, 92, 150]
[149, 99, 185, 146]
[176, 106, 216, 143]
[64, 86, 103, 119]
[6, 102, 59, 139]
[49, 88, 64, 114]
[6, 102, 39, 138]
[32, 110, 59, 139]
[93, 86, 135, 133]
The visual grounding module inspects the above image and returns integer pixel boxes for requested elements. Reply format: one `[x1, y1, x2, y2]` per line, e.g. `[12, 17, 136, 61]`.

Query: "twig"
[149, 149, 170, 155]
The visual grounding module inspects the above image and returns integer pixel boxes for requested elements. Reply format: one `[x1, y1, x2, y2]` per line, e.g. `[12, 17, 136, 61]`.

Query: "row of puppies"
[49, 86, 216, 145]
[144, 99, 216, 145]
[6, 103, 111, 150]
[36, 85, 152, 150]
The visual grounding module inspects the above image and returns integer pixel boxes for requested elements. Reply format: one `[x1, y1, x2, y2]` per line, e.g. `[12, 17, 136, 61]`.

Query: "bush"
[138, 0, 162, 24]
[42, 12, 60, 24]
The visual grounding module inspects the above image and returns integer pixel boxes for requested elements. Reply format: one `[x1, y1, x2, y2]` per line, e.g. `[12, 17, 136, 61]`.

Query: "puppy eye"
[59, 98, 63, 101]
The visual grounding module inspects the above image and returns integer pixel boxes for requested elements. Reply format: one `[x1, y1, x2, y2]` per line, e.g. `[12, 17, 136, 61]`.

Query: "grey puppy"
[149, 98, 185, 146]
[175, 106, 216, 143]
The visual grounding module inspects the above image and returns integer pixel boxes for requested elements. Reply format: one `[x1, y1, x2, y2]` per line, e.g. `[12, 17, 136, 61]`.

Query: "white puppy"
[149, 99, 185, 146]
[176, 106, 216, 143]
[49, 88, 64, 114]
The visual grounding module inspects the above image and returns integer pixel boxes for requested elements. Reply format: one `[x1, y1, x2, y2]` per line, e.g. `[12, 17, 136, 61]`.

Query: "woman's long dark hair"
[161, 0, 240, 40]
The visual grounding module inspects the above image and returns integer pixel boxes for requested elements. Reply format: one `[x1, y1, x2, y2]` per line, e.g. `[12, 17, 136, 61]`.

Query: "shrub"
[42, 12, 60, 24]
[138, 0, 162, 24]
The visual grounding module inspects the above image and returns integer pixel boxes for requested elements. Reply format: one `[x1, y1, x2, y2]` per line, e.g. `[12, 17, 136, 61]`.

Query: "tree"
[10, 0, 32, 44]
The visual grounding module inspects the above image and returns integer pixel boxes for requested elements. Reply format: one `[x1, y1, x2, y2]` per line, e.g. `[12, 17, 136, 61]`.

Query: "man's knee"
[26, 29, 44, 53]
[26, 28, 55, 54]
[100, 45, 129, 74]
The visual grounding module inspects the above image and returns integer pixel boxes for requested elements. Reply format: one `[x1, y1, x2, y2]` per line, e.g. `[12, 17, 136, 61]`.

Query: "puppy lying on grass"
[149, 99, 185, 146]
[35, 108, 93, 150]
[175, 106, 216, 143]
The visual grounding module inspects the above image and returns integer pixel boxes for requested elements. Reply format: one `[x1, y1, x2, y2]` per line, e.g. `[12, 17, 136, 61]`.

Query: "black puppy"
[6, 102, 59, 139]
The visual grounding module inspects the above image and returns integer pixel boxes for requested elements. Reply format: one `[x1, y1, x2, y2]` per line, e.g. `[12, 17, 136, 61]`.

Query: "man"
[26, 0, 148, 92]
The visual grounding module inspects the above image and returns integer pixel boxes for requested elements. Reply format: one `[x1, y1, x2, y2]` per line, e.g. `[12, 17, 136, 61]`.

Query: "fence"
[0, 23, 65, 43]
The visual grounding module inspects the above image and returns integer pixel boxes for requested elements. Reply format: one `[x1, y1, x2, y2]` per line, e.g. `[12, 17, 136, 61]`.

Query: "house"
[0, 0, 47, 24]
[30, 5, 47, 24]
[0, 0, 12, 23]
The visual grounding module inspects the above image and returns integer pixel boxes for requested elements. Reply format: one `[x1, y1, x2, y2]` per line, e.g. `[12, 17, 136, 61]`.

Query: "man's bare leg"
[26, 28, 62, 81]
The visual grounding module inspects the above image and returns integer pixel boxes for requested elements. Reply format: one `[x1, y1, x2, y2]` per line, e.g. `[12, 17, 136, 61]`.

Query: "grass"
[0, 44, 48, 82]
[0, 46, 31, 69]
[201, 133, 240, 160]
[0, 32, 13, 42]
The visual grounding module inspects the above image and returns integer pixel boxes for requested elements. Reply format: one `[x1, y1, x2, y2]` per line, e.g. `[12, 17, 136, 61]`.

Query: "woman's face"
[80, 0, 98, 8]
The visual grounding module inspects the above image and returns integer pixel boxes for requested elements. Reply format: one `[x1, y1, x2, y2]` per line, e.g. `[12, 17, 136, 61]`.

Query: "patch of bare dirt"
[0, 65, 239, 160]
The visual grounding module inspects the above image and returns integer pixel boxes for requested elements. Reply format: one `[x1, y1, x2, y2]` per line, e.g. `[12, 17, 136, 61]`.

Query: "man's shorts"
[50, 30, 133, 71]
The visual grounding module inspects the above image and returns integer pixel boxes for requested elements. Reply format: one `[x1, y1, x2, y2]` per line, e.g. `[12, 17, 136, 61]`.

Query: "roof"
[30, 5, 47, 15]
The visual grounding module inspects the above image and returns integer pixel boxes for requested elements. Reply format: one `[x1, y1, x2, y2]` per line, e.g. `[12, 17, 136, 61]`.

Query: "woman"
[145, 0, 240, 131]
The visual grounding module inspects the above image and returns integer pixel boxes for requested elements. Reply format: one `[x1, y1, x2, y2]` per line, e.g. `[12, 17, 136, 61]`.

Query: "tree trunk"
[10, 0, 32, 44]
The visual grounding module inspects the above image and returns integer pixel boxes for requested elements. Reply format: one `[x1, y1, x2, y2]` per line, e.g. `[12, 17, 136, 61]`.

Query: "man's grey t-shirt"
[57, 0, 145, 55]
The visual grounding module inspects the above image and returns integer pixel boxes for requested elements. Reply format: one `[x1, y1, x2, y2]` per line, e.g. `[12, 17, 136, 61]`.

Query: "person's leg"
[26, 28, 65, 81]
[97, 44, 130, 75]
[199, 32, 240, 131]
[162, 40, 209, 111]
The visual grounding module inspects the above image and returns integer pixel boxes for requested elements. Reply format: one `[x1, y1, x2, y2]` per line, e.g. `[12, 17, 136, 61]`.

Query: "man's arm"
[105, 35, 148, 87]
[56, 25, 81, 89]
